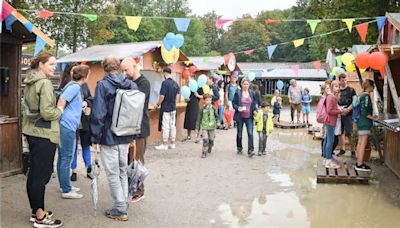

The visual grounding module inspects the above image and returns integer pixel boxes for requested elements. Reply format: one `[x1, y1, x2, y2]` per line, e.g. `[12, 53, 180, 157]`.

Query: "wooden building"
[0, 1, 55, 176]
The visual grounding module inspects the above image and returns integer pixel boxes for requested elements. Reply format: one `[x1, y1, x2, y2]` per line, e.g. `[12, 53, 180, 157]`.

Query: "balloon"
[181, 86, 191, 99]
[197, 74, 208, 87]
[345, 64, 356, 73]
[161, 45, 179, 64]
[329, 72, 335, 80]
[232, 70, 239, 77]
[174, 34, 184, 49]
[163, 33, 176, 51]
[368, 51, 388, 70]
[182, 69, 190, 79]
[166, 32, 175, 40]
[189, 80, 198, 92]
[276, 80, 283, 90]
[336, 67, 345, 74]
[355, 52, 370, 69]
[342, 53, 355, 66]
[163, 37, 173, 51]
[189, 65, 197, 73]
[332, 66, 339, 74]
[248, 72, 256, 81]
[202, 85, 210, 94]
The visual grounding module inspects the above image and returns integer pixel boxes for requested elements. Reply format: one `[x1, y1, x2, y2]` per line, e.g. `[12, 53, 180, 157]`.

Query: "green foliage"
[262, 94, 321, 106]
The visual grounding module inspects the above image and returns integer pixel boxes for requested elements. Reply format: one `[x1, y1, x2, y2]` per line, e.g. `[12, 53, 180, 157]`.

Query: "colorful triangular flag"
[307, 19, 321, 34]
[1, 0, 13, 22]
[0, 0, 3, 34]
[23, 21, 34, 33]
[174, 18, 191, 32]
[336, 55, 343, 66]
[292, 64, 300, 76]
[34, 36, 46, 56]
[243, 49, 254, 55]
[356, 22, 369, 43]
[5, 14, 16, 31]
[313, 60, 321, 71]
[265, 19, 281, 25]
[125, 16, 142, 31]
[82, 14, 97, 21]
[215, 19, 232, 29]
[267, 45, 277, 59]
[39, 9, 54, 19]
[376, 16, 387, 31]
[293, 39, 304, 48]
[342, 18, 355, 32]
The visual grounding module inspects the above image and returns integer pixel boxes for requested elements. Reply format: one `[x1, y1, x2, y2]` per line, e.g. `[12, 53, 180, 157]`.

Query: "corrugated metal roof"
[387, 13, 400, 29]
[57, 41, 162, 63]
[237, 62, 323, 70]
[260, 68, 327, 80]
[188, 56, 225, 70]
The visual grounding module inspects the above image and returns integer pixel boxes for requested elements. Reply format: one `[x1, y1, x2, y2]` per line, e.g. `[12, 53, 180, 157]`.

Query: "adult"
[57, 65, 90, 199]
[155, 68, 180, 150]
[121, 57, 151, 202]
[288, 79, 302, 123]
[91, 56, 138, 221]
[253, 84, 262, 108]
[337, 73, 357, 157]
[225, 74, 239, 127]
[209, 75, 220, 105]
[233, 78, 258, 157]
[182, 86, 203, 141]
[23, 51, 63, 227]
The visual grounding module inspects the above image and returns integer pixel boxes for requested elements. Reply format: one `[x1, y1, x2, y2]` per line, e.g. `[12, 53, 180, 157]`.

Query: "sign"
[21, 55, 33, 70]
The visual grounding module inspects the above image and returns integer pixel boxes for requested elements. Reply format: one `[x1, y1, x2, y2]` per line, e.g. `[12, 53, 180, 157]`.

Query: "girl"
[217, 80, 226, 129]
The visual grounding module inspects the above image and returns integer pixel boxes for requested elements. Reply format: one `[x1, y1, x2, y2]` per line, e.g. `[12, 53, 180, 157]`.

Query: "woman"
[253, 84, 262, 108]
[233, 78, 258, 157]
[217, 80, 226, 129]
[23, 51, 63, 227]
[183, 87, 203, 141]
[57, 65, 90, 199]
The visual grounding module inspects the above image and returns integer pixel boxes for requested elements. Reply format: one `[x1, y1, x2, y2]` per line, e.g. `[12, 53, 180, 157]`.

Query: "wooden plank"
[316, 160, 327, 177]
[328, 168, 336, 177]
[380, 51, 400, 121]
[355, 170, 371, 179]
[337, 166, 348, 177]
[347, 163, 358, 178]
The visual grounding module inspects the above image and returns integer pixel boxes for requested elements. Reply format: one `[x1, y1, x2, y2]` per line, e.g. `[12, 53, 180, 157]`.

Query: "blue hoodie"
[91, 72, 138, 145]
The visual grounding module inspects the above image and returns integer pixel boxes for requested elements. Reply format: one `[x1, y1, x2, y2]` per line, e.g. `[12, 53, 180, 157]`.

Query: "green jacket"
[254, 111, 274, 135]
[357, 92, 373, 131]
[200, 105, 218, 130]
[22, 70, 62, 144]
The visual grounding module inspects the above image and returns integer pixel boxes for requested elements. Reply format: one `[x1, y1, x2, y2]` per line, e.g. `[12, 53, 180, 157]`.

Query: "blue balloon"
[166, 32, 175, 40]
[197, 74, 208, 87]
[336, 67, 346, 74]
[181, 86, 191, 99]
[329, 72, 335, 80]
[277, 80, 283, 90]
[174, 34, 184, 49]
[163, 33, 176, 51]
[248, 72, 256, 81]
[189, 79, 198, 92]
[163, 37, 173, 51]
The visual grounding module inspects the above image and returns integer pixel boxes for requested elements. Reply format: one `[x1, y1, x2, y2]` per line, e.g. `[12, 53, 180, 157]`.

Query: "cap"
[163, 68, 172, 74]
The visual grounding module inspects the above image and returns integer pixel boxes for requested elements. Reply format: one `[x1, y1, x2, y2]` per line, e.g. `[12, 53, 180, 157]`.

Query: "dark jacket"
[81, 83, 93, 131]
[211, 83, 220, 103]
[134, 75, 151, 138]
[232, 90, 258, 122]
[90, 72, 138, 145]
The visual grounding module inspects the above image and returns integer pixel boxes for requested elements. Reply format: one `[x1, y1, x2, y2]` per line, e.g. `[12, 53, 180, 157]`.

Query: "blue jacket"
[91, 72, 138, 145]
[232, 90, 258, 122]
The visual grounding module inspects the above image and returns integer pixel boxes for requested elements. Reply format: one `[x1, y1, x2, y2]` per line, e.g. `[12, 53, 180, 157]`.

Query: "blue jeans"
[236, 117, 254, 152]
[218, 105, 224, 124]
[57, 125, 76, 193]
[71, 131, 91, 169]
[323, 125, 335, 159]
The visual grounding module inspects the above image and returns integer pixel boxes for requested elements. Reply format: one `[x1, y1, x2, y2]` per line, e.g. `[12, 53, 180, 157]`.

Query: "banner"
[356, 22, 369, 43]
[267, 45, 277, 59]
[82, 14, 97, 21]
[307, 19, 321, 34]
[342, 18, 355, 32]
[125, 16, 142, 31]
[34, 35, 46, 56]
[293, 39, 304, 48]
[174, 18, 191, 32]
[215, 19, 232, 28]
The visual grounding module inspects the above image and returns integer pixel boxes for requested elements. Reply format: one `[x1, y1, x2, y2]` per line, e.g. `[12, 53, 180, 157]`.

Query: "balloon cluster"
[181, 65, 197, 79]
[161, 32, 184, 64]
[181, 74, 210, 99]
[355, 51, 388, 77]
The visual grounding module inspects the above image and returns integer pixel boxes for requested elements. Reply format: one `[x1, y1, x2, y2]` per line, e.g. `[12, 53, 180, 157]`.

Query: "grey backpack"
[111, 89, 145, 136]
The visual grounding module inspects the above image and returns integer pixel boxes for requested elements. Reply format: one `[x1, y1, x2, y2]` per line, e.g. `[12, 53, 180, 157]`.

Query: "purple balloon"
[232, 71, 239, 77]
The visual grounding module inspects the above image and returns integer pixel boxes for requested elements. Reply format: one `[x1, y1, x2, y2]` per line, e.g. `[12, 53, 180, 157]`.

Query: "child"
[301, 88, 312, 125]
[199, 94, 218, 158]
[254, 102, 274, 156]
[273, 96, 282, 122]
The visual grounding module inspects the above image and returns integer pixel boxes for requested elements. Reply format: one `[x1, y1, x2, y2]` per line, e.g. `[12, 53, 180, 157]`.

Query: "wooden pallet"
[313, 132, 324, 140]
[316, 160, 370, 184]
[274, 121, 311, 129]
[308, 127, 320, 134]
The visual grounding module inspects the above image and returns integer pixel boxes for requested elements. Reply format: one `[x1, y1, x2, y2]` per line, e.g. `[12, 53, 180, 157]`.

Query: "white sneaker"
[155, 144, 168, 150]
[61, 191, 83, 199]
[169, 144, 176, 149]
[322, 158, 326, 166]
[325, 160, 340, 169]
[59, 186, 80, 193]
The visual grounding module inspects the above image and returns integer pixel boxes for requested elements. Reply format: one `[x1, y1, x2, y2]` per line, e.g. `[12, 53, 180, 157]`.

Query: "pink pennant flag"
[291, 64, 300, 76]
[1, 1, 14, 22]
[38, 9, 54, 19]
[243, 49, 254, 55]
[215, 19, 232, 28]
[313, 60, 321, 71]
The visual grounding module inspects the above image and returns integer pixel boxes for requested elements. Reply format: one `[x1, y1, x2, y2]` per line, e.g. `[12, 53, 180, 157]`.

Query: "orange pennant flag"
[313, 60, 321, 71]
[38, 9, 54, 19]
[356, 23, 369, 43]
[265, 19, 281, 25]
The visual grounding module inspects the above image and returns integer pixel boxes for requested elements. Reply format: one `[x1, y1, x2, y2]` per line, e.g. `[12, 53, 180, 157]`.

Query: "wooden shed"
[0, 1, 55, 177]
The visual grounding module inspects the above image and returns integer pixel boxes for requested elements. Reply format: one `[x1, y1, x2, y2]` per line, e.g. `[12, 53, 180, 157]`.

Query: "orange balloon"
[182, 70, 190, 79]
[368, 52, 388, 70]
[355, 52, 370, 69]
[189, 65, 197, 73]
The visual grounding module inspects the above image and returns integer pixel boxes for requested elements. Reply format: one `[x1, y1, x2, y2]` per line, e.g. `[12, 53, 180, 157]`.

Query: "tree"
[199, 11, 225, 55]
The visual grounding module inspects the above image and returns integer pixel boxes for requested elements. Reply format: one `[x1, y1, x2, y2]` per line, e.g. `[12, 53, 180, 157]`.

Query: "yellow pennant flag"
[293, 39, 304, 48]
[125, 16, 142, 31]
[342, 18, 355, 32]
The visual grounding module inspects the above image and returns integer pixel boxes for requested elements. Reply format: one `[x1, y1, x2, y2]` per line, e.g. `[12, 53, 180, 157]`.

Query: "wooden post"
[384, 63, 400, 121]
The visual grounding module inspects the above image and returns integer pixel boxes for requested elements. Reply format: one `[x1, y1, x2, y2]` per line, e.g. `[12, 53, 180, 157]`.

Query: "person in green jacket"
[23, 51, 63, 227]
[254, 101, 274, 156]
[199, 94, 218, 158]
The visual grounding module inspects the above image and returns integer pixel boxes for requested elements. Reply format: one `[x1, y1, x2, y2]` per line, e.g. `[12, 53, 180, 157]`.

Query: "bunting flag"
[293, 39, 304, 48]
[5, 14, 16, 31]
[307, 19, 321, 34]
[376, 16, 387, 31]
[34, 35, 46, 56]
[174, 18, 191, 32]
[342, 18, 355, 32]
[1, 0, 13, 21]
[243, 49, 254, 55]
[23, 21, 33, 32]
[335, 55, 342, 66]
[0, 0, 2, 33]
[265, 19, 281, 25]
[82, 14, 97, 21]
[125, 16, 142, 31]
[38, 9, 54, 19]
[267, 45, 277, 59]
[313, 60, 321, 71]
[291, 64, 300, 76]
[356, 22, 369, 43]
[215, 19, 232, 28]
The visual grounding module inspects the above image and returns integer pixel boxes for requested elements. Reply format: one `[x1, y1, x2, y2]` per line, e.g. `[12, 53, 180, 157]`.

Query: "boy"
[273, 96, 282, 122]
[254, 102, 274, 156]
[199, 94, 218, 158]
[301, 88, 312, 125]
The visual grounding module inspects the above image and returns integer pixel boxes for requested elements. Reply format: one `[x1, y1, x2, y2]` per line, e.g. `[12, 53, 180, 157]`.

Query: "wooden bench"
[316, 160, 370, 184]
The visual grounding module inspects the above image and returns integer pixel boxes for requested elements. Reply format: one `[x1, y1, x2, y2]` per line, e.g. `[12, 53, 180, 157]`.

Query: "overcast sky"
[187, 0, 297, 18]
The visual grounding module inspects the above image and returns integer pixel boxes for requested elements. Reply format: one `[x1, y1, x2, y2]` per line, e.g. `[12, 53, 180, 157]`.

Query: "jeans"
[162, 111, 176, 143]
[101, 144, 129, 212]
[202, 130, 216, 154]
[323, 125, 335, 159]
[258, 132, 268, 152]
[236, 117, 254, 152]
[57, 125, 76, 193]
[218, 105, 224, 124]
[26, 136, 56, 214]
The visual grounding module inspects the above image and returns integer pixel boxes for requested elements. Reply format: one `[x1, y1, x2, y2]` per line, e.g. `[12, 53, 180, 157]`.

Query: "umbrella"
[127, 143, 149, 197]
[89, 145, 101, 216]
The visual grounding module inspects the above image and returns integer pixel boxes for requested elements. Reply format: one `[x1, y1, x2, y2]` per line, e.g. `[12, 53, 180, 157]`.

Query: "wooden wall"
[384, 130, 400, 177]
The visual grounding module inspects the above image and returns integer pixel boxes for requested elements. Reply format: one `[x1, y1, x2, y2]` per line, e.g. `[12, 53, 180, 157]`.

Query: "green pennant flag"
[82, 14, 98, 21]
[307, 19, 321, 34]
[336, 55, 343, 66]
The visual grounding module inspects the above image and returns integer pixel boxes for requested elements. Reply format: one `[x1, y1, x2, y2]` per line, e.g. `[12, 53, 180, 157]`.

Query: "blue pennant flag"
[23, 22, 34, 33]
[376, 16, 387, 31]
[5, 14, 17, 32]
[267, 45, 277, 59]
[34, 36, 46, 56]
[174, 18, 191, 32]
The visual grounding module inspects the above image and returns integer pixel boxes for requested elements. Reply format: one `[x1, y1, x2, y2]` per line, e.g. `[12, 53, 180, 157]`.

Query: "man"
[155, 68, 180, 150]
[288, 79, 302, 123]
[91, 56, 137, 221]
[120, 58, 150, 203]
[337, 73, 357, 157]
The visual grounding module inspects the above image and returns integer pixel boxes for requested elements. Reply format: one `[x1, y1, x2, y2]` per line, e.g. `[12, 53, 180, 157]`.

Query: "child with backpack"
[199, 94, 218, 158]
[254, 102, 274, 156]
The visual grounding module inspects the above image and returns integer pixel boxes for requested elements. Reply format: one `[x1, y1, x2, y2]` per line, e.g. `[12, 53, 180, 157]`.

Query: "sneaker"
[262, 151, 267, 155]
[105, 208, 128, 221]
[325, 160, 340, 169]
[181, 136, 191, 142]
[337, 150, 346, 156]
[33, 213, 62, 228]
[355, 163, 371, 172]
[351, 151, 356, 158]
[61, 191, 83, 199]
[322, 158, 326, 166]
[70, 173, 77, 182]
[168, 144, 176, 149]
[30, 211, 53, 223]
[155, 144, 168, 150]
[257, 152, 262, 156]
[130, 194, 145, 203]
[59, 186, 80, 193]
[248, 151, 255, 158]
[201, 153, 207, 158]
[86, 166, 93, 180]
[237, 149, 243, 155]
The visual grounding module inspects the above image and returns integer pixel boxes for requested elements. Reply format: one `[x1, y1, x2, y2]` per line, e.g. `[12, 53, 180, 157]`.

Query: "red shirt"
[325, 94, 341, 126]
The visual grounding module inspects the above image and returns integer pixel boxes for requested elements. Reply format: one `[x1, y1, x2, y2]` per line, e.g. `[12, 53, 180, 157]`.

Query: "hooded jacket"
[22, 70, 62, 144]
[90, 72, 138, 145]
